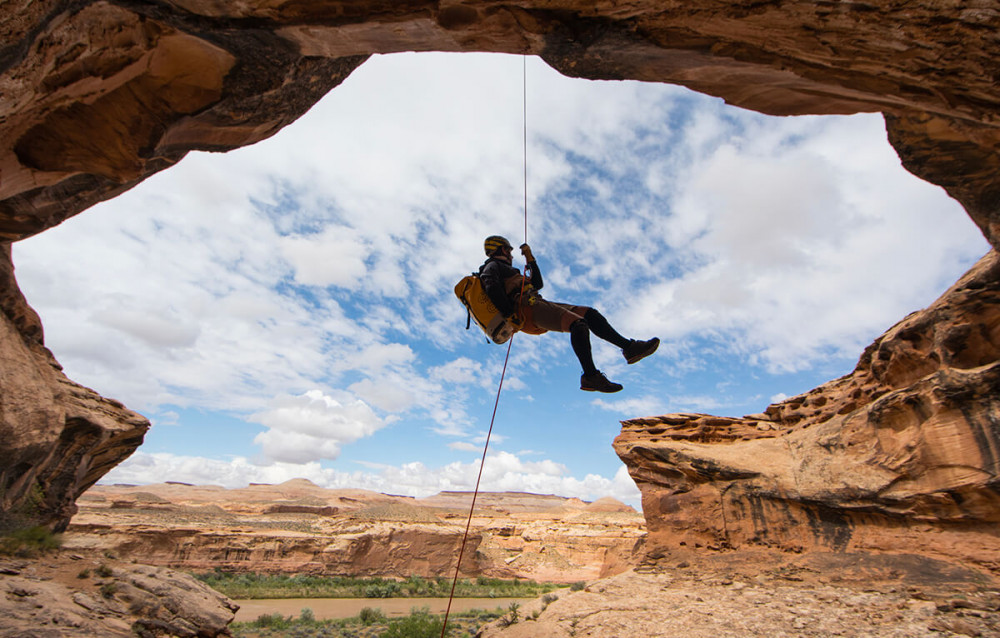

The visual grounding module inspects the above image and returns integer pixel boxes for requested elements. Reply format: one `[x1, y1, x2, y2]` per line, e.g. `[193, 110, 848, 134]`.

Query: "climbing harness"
[441, 55, 530, 638]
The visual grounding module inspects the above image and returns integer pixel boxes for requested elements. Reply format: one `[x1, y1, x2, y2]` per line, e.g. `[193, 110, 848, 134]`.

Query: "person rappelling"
[458, 235, 659, 393]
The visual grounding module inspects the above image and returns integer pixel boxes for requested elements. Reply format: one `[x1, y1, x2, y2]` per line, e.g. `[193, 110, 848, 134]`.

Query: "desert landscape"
[4, 480, 999, 636]
[4, 1, 1000, 636]
[65, 480, 645, 584]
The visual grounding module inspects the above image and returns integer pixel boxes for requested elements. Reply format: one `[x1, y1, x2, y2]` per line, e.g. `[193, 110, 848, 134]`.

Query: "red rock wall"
[0, 245, 149, 531]
[2, 2, 999, 244]
[2, 2, 1000, 540]
[614, 250, 1000, 573]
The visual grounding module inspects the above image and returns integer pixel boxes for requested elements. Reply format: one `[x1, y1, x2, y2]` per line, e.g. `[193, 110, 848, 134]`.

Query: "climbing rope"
[439, 337, 514, 636]
[440, 55, 530, 638]
[522, 54, 528, 244]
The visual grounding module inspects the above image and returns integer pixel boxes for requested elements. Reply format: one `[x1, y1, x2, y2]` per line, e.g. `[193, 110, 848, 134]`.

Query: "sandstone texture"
[614, 249, 1000, 572]
[3, 4, 1000, 636]
[65, 480, 645, 584]
[0, 553, 236, 638]
[0, 243, 149, 533]
[477, 551, 1000, 638]
[2, 0, 1000, 539]
[1, 2, 998, 248]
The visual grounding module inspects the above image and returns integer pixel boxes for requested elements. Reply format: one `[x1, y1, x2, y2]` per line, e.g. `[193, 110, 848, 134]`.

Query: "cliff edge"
[615, 249, 1000, 573]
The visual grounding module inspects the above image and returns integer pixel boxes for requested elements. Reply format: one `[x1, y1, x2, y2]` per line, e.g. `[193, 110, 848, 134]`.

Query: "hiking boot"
[581, 371, 623, 393]
[623, 337, 660, 364]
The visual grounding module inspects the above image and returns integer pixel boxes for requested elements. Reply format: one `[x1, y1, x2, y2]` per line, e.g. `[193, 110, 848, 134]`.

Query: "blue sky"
[15, 53, 989, 507]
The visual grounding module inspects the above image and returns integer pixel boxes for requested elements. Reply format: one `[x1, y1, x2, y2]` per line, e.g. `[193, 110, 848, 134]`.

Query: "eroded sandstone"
[2, 2, 999, 244]
[65, 481, 645, 584]
[1, 0, 1000, 590]
[477, 552, 1000, 638]
[0, 554, 237, 637]
[0, 245, 149, 533]
[614, 249, 1000, 572]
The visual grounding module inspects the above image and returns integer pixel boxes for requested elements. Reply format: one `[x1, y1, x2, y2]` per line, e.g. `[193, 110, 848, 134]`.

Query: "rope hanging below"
[440, 55, 530, 638]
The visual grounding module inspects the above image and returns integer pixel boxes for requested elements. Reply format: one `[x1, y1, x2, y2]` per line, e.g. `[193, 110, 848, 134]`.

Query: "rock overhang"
[1, 1, 1000, 554]
[2, 1, 999, 245]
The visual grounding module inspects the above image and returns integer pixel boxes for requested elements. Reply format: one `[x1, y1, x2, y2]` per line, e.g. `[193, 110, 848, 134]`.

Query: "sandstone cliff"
[614, 249, 1000, 572]
[65, 481, 645, 584]
[2, 3, 999, 248]
[0, 243, 149, 533]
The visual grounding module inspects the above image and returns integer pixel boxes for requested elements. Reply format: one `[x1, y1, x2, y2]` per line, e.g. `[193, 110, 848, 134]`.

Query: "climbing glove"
[519, 243, 534, 262]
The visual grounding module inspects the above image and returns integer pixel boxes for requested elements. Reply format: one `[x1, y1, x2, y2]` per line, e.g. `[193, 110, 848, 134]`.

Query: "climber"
[479, 235, 659, 393]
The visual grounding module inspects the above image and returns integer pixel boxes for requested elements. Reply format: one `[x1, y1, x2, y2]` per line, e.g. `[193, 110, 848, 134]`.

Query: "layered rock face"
[0, 244, 149, 533]
[615, 250, 1000, 571]
[2, 2, 999, 244]
[0, 556, 236, 637]
[1, 1, 1000, 547]
[65, 481, 645, 583]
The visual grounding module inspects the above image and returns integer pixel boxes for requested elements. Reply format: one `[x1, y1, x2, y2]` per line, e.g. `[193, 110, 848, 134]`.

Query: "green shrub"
[191, 571, 559, 600]
[381, 608, 445, 638]
[0, 525, 62, 557]
[358, 607, 387, 625]
[362, 580, 402, 598]
[497, 602, 520, 627]
[252, 612, 290, 629]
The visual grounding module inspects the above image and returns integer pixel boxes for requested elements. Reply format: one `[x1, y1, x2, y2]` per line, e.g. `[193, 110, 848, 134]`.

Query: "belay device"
[454, 274, 517, 344]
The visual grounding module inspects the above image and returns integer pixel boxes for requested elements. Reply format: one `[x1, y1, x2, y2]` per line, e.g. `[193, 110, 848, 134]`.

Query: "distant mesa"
[68, 482, 646, 584]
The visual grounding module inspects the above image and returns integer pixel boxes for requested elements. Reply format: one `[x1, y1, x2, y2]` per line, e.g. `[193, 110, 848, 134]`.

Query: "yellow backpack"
[454, 274, 517, 344]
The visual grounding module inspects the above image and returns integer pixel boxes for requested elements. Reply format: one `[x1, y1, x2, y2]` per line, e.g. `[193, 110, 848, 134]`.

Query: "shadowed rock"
[2, 2, 998, 245]
[0, 245, 149, 533]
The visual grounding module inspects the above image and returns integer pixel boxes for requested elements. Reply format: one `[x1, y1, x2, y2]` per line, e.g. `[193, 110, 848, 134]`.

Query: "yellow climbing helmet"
[484, 235, 512, 256]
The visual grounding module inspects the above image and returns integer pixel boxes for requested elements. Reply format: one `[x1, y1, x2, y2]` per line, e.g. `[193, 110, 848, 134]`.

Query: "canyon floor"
[5, 545, 999, 637]
[4, 481, 1000, 637]
[474, 549, 1000, 637]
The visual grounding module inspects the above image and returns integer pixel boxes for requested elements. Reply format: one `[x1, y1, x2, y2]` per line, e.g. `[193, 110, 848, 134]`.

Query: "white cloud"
[13, 51, 991, 505]
[101, 449, 643, 507]
[591, 396, 670, 416]
[279, 225, 370, 288]
[610, 111, 989, 372]
[250, 390, 385, 463]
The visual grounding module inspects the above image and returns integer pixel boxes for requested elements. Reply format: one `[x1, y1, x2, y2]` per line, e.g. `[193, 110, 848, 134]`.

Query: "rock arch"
[1, 2, 999, 545]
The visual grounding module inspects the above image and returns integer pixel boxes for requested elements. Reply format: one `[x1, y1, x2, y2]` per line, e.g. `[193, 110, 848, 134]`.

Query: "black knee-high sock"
[584, 308, 630, 349]
[570, 320, 598, 375]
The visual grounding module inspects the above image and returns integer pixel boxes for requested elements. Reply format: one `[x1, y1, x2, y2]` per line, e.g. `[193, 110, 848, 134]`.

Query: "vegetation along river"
[233, 597, 536, 622]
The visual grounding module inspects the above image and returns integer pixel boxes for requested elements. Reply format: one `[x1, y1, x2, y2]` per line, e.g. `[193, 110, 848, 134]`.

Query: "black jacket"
[479, 257, 543, 317]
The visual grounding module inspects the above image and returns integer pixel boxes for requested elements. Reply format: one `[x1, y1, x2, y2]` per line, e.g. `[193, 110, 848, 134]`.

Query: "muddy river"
[232, 597, 535, 622]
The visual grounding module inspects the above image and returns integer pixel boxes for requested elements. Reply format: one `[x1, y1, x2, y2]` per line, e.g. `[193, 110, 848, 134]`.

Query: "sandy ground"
[476, 550, 1000, 637]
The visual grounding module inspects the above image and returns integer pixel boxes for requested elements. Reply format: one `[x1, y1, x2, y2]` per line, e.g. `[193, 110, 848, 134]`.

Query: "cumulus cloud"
[14, 51, 991, 502]
[102, 449, 643, 506]
[279, 225, 370, 289]
[250, 390, 385, 463]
